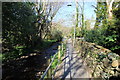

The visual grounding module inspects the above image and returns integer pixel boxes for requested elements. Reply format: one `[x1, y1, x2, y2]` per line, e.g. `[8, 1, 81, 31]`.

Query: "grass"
[2, 39, 58, 62]
[35, 39, 57, 51]
[51, 42, 66, 73]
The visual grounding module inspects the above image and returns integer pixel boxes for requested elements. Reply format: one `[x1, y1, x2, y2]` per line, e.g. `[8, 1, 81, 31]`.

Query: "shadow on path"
[2, 42, 61, 80]
[54, 40, 90, 79]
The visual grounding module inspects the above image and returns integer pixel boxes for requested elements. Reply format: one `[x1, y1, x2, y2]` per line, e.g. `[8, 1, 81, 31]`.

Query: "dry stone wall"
[75, 40, 120, 79]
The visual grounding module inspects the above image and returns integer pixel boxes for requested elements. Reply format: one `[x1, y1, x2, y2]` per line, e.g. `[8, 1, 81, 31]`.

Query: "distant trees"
[33, 0, 63, 41]
[51, 21, 71, 41]
[71, 0, 85, 37]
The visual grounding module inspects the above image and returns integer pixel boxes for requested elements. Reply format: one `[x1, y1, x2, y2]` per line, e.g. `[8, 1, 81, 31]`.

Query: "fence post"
[58, 46, 61, 62]
[62, 42, 63, 54]
[47, 58, 51, 78]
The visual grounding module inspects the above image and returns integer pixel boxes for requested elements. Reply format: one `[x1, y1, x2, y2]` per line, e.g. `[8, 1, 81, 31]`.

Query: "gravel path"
[54, 39, 90, 79]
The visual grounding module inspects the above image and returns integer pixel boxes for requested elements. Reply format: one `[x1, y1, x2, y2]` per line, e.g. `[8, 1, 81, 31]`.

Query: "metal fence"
[40, 42, 65, 80]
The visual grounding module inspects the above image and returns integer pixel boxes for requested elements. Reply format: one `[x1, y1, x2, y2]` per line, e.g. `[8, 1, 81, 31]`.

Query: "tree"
[86, 1, 120, 55]
[33, 0, 63, 40]
[2, 1, 64, 60]
[93, 2, 107, 28]
[2, 2, 38, 60]
[106, 0, 114, 20]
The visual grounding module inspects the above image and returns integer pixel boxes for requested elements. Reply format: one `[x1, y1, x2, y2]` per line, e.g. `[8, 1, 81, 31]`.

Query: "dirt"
[2, 42, 60, 80]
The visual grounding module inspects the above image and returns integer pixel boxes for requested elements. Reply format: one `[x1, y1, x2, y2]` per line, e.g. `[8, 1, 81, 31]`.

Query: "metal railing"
[40, 42, 65, 80]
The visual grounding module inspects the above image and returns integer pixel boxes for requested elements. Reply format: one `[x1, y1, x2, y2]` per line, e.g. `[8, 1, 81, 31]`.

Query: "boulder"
[112, 60, 119, 67]
[109, 71, 114, 75]
[103, 58, 109, 67]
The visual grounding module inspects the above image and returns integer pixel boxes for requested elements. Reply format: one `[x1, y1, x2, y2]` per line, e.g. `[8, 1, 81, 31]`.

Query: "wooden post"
[62, 43, 63, 53]
[47, 58, 51, 78]
[58, 46, 61, 62]
[61, 42, 64, 58]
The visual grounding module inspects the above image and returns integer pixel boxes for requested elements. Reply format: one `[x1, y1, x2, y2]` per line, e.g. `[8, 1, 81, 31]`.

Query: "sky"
[52, 1, 97, 27]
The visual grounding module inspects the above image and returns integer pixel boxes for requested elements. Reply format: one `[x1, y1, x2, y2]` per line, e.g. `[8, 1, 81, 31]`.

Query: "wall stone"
[75, 40, 120, 79]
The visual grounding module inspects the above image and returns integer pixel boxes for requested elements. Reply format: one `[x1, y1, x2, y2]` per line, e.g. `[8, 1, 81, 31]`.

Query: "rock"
[91, 43, 96, 45]
[100, 63, 104, 69]
[103, 58, 109, 67]
[102, 72, 109, 78]
[104, 69, 110, 73]
[96, 72, 100, 77]
[104, 49, 111, 53]
[112, 60, 119, 67]
[112, 58, 116, 61]
[93, 73, 97, 77]
[109, 71, 114, 75]
[87, 55, 90, 58]
[96, 45, 103, 49]
[98, 65, 103, 70]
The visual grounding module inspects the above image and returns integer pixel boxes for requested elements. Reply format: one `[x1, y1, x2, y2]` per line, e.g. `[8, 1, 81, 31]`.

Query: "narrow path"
[54, 39, 90, 79]
[2, 42, 60, 80]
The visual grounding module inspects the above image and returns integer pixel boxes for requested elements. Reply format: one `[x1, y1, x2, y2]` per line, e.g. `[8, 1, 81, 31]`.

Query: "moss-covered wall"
[75, 40, 120, 79]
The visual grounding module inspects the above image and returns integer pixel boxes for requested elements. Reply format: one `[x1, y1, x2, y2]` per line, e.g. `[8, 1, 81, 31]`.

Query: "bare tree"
[34, 0, 64, 39]
[78, 0, 84, 28]
[106, 0, 114, 20]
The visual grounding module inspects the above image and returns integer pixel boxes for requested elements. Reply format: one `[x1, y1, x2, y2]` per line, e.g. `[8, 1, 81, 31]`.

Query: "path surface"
[54, 39, 90, 79]
[2, 42, 60, 80]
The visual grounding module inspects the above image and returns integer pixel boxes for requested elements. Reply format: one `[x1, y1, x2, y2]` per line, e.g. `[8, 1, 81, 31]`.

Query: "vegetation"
[2, 2, 63, 61]
[2, 1, 120, 80]
[51, 43, 66, 74]
[82, 2, 120, 55]
[69, 1, 120, 56]
[2, 2, 36, 61]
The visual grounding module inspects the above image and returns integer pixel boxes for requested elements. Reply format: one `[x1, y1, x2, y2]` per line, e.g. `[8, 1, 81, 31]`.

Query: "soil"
[2, 42, 60, 80]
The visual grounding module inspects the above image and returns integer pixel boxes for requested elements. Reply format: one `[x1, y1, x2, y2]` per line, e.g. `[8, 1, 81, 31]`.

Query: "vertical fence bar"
[62, 42, 63, 55]
[41, 43, 66, 80]
[58, 46, 61, 61]
[47, 58, 51, 78]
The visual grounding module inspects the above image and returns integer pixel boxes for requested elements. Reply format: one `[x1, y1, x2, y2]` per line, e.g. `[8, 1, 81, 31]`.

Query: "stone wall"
[75, 40, 120, 79]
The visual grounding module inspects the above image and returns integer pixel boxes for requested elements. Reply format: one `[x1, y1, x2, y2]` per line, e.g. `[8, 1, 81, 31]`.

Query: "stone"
[112, 60, 119, 67]
[98, 65, 103, 70]
[91, 43, 96, 45]
[109, 71, 114, 75]
[100, 63, 104, 69]
[103, 58, 109, 67]
[95, 72, 100, 77]
[104, 49, 111, 53]
[102, 72, 109, 78]
[104, 68, 108, 72]
[87, 55, 90, 58]
[112, 58, 116, 61]
[93, 73, 97, 77]
[96, 45, 103, 49]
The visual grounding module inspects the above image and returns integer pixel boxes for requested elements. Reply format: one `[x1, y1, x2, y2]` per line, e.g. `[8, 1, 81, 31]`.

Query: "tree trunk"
[106, 0, 114, 20]
[75, 0, 79, 28]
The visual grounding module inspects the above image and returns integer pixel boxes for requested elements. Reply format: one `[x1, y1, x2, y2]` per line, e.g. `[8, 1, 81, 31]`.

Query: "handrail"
[40, 52, 58, 80]
[40, 42, 65, 80]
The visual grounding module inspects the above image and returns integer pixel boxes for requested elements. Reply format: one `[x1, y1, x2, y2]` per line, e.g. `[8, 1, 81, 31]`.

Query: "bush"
[50, 30, 63, 41]
[84, 20, 120, 55]
[84, 28, 106, 46]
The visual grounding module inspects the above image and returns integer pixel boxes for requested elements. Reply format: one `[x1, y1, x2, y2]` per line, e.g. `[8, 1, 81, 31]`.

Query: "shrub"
[50, 30, 63, 41]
